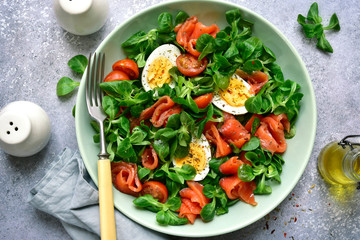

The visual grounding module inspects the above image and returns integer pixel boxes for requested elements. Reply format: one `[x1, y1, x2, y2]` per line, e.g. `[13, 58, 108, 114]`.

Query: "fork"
[86, 52, 117, 240]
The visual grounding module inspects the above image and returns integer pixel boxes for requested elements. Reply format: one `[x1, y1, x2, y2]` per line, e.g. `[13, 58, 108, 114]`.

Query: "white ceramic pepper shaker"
[0, 101, 51, 157]
[53, 0, 109, 36]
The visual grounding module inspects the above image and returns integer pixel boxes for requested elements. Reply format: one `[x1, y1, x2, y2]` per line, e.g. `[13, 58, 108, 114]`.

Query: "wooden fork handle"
[98, 159, 117, 240]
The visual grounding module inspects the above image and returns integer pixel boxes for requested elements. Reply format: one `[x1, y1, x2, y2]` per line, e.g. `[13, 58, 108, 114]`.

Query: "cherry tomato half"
[104, 70, 130, 82]
[141, 181, 168, 203]
[193, 93, 213, 109]
[112, 59, 139, 80]
[176, 53, 208, 77]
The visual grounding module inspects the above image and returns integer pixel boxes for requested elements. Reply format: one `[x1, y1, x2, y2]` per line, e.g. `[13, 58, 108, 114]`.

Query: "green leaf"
[243, 59, 263, 73]
[241, 137, 260, 151]
[200, 200, 216, 222]
[316, 33, 333, 53]
[202, 184, 216, 198]
[196, 34, 216, 60]
[68, 55, 88, 74]
[245, 95, 262, 113]
[307, 2, 322, 24]
[254, 173, 272, 194]
[166, 179, 182, 199]
[251, 117, 260, 135]
[72, 104, 76, 117]
[237, 164, 255, 182]
[166, 113, 181, 129]
[165, 197, 182, 211]
[157, 210, 188, 225]
[158, 12, 173, 33]
[56, 77, 80, 96]
[300, 22, 323, 39]
[213, 71, 230, 90]
[324, 13, 340, 30]
[172, 165, 196, 181]
[225, 9, 242, 25]
[153, 139, 169, 161]
[133, 194, 163, 212]
[175, 11, 189, 25]
[138, 166, 151, 180]
[102, 96, 120, 120]
[239, 37, 263, 60]
[117, 137, 136, 159]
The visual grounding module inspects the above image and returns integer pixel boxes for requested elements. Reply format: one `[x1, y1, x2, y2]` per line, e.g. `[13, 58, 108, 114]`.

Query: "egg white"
[172, 134, 212, 182]
[212, 73, 254, 115]
[141, 44, 181, 92]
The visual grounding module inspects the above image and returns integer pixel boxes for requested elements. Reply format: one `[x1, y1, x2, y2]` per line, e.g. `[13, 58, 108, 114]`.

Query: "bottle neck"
[343, 148, 360, 182]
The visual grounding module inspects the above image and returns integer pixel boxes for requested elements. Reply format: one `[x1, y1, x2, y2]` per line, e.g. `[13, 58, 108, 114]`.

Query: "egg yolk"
[174, 142, 206, 174]
[219, 77, 251, 107]
[147, 56, 173, 89]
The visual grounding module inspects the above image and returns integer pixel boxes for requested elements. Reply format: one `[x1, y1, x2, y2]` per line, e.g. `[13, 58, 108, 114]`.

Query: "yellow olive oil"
[318, 141, 360, 185]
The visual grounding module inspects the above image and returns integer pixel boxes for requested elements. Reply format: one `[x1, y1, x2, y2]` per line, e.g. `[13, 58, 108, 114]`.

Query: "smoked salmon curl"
[111, 161, 142, 197]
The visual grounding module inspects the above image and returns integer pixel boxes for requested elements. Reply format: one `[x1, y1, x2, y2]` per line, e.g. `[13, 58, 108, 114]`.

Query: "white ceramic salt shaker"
[0, 101, 51, 157]
[53, 0, 109, 36]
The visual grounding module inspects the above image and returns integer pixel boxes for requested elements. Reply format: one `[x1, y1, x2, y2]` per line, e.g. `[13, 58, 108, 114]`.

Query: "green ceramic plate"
[76, 0, 316, 237]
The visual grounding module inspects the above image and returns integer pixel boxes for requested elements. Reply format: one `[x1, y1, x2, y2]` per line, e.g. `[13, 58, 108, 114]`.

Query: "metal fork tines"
[85, 52, 109, 159]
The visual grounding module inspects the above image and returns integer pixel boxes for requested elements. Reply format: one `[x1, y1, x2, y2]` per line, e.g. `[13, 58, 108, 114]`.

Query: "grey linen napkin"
[27, 148, 168, 240]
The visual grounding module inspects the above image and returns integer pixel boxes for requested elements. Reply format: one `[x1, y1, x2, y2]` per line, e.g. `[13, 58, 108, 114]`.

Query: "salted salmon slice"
[244, 114, 263, 132]
[255, 113, 290, 154]
[178, 198, 200, 224]
[219, 156, 244, 175]
[138, 96, 175, 127]
[222, 111, 235, 122]
[180, 181, 210, 207]
[219, 118, 251, 149]
[270, 113, 290, 132]
[255, 122, 279, 154]
[236, 69, 269, 94]
[205, 124, 232, 158]
[190, 22, 220, 39]
[219, 175, 257, 206]
[111, 161, 142, 197]
[178, 181, 210, 224]
[236, 180, 257, 206]
[175, 16, 198, 46]
[141, 145, 158, 170]
[157, 104, 181, 127]
[219, 175, 241, 200]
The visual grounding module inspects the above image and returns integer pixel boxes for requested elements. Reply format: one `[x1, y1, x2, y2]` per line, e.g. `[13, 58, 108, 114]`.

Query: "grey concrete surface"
[0, 0, 359, 239]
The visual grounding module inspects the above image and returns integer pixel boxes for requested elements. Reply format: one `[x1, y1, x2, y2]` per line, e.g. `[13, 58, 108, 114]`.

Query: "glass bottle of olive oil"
[318, 138, 360, 185]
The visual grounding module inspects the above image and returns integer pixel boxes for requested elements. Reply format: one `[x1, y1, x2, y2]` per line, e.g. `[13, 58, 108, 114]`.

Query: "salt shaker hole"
[9, 122, 13, 125]
[15, 127, 18, 131]
[7, 131, 10, 134]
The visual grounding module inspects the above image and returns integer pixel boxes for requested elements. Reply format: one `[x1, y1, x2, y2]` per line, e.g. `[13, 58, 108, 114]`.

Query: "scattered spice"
[292, 193, 295, 196]
[273, 216, 277, 220]
[329, 203, 331, 206]
[294, 217, 297, 223]
[308, 190, 312, 193]
[265, 221, 269, 230]
[284, 233, 287, 238]
[296, 204, 299, 207]
[271, 229, 275, 234]
[310, 184, 315, 189]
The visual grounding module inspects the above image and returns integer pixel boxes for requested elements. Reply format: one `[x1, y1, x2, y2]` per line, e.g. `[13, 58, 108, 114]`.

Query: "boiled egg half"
[212, 73, 254, 115]
[141, 44, 181, 92]
[172, 134, 211, 181]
